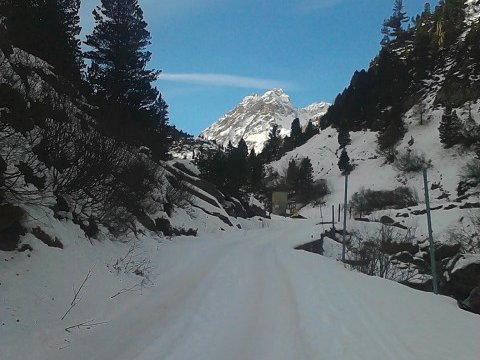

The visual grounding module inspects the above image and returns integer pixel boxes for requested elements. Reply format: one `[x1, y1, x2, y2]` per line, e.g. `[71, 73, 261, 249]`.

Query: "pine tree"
[382, 0, 409, 43]
[224, 139, 249, 194]
[261, 124, 283, 162]
[286, 159, 299, 189]
[247, 149, 264, 192]
[338, 149, 353, 175]
[2, 0, 83, 83]
[423, 2, 431, 18]
[85, 0, 159, 113]
[237, 138, 249, 160]
[337, 120, 351, 149]
[439, 106, 463, 148]
[296, 157, 314, 202]
[298, 157, 314, 189]
[290, 118, 302, 147]
[197, 151, 228, 189]
[377, 106, 405, 162]
[441, 0, 465, 46]
[304, 120, 319, 142]
[145, 94, 171, 160]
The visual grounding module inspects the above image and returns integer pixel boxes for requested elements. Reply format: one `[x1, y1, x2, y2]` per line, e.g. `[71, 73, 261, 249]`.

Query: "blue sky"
[80, 0, 438, 135]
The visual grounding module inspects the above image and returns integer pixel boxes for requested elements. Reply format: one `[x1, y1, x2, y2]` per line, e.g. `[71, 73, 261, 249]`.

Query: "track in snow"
[49, 219, 480, 360]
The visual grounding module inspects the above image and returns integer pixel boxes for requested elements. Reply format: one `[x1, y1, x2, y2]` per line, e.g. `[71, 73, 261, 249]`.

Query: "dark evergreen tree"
[423, 2, 431, 18]
[197, 151, 228, 189]
[337, 120, 351, 149]
[440, 0, 465, 46]
[296, 157, 314, 202]
[298, 157, 314, 189]
[261, 124, 283, 162]
[237, 138, 249, 160]
[382, 0, 409, 43]
[225, 141, 235, 155]
[304, 120, 319, 141]
[283, 136, 294, 153]
[439, 106, 463, 148]
[223, 139, 249, 194]
[85, 0, 159, 113]
[1, 0, 83, 83]
[145, 94, 171, 160]
[338, 149, 353, 175]
[376, 105, 405, 162]
[286, 159, 299, 189]
[247, 149, 264, 192]
[290, 118, 302, 147]
[85, 0, 170, 152]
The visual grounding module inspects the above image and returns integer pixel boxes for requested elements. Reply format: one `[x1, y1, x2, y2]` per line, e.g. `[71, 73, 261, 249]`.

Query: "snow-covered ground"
[268, 98, 480, 244]
[2, 216, 479, 360]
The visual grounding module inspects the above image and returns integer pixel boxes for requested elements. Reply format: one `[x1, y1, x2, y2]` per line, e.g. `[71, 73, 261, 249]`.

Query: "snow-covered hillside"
[270, 96, 480, 240]
[200, 89, 329, 153]
[2, 216, 479, 360]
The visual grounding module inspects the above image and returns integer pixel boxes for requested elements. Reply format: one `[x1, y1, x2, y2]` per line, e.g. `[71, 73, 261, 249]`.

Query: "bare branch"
[61, 266, 94, 320]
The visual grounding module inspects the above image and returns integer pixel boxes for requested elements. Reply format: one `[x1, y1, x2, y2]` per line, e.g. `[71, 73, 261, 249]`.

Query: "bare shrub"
[348, 224, 417, 282]
[165, 180, 192, 209]
[394, 149, 432, 173]
[0, 121, 46, 203]
[108, 241, 154, 297]
[447, 212, 480, 254]
[461, 158, 480, 181]
[296, 179, 330, 204]
[350, 186, 418, 217]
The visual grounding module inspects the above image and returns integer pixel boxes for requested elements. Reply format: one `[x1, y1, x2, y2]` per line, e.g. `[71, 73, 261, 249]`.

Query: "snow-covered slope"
[269, 96, 480, 241]
[2, 217, 479, 360]
[200, 89, 330, 153]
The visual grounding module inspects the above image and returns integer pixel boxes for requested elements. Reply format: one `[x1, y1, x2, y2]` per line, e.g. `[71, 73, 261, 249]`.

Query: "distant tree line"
[260, 119, 319, 164]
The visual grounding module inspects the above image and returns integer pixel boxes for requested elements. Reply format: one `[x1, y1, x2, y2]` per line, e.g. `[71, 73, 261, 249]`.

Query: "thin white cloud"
[158, 73, 292, 90]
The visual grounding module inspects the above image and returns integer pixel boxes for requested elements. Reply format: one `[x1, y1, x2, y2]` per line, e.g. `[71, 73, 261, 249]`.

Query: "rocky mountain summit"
[200, 89, 329, 153]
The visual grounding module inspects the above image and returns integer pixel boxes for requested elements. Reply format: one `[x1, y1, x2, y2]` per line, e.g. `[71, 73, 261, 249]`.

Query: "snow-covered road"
[4, 218, 480, 360]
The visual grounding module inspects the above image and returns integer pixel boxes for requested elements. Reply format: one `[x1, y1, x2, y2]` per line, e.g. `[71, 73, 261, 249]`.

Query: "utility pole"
[331, 204, 335, 237]
[342, 174, 348, 263]
[423, 168, 438, 294]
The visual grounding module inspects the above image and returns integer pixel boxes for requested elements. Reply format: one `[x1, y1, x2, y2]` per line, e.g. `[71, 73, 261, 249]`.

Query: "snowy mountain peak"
[200, 89, 330, 153]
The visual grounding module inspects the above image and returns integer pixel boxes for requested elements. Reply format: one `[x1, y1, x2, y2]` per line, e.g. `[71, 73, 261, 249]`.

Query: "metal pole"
[331, 205, 335, 237]
[423, 168, 438, 294]
[342, 174, 348, 263]
[338, 204, 341, 222]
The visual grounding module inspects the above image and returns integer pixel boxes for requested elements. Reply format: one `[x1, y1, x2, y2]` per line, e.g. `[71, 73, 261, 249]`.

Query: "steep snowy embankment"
[2, 217, 478, 360]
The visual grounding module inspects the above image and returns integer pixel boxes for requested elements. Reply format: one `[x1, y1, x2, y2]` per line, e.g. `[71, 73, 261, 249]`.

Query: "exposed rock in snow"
[200, 89, 329, 153]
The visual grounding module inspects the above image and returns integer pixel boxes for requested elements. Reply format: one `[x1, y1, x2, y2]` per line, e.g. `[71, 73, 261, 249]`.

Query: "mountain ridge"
[200, 89, 329, 153]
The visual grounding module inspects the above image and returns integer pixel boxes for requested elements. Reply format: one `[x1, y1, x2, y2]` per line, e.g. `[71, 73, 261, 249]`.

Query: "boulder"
[223, 196, 248, 218]
[435, 242, 462, 261]
[55, 194, 70, 212]
[459, 285, 480, 315]
[0, 204, 26, 251]
[0, 222, 26, 251]
[445, 255, 480, 299]
[0, 204, 24, 232]
[381, 241, 419, 256]
[393, 251, 414, 264]
[31, 227, 63, 249]
[136, 212, 156, 232]
[380, 215, 395, 225]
